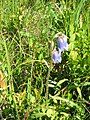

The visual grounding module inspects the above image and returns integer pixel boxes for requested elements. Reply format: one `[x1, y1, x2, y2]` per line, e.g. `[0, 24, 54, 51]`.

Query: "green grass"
[0, 0, 90, 120]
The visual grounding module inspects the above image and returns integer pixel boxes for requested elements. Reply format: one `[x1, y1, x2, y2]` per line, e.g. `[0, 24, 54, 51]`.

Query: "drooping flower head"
[52, 48, 62, 63]
[55, 32, 68, 52]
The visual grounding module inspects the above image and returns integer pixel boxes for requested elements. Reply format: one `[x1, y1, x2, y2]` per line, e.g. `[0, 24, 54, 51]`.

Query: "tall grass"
[0, 0, 90, 119]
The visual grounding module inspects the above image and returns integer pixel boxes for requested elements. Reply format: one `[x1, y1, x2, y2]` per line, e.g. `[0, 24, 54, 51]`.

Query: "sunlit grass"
[0, 0, 90, 119]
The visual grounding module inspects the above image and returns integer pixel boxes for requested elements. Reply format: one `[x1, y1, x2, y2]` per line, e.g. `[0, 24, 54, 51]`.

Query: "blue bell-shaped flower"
[55, 33, 68, 52]
[52, 48, 62, 63]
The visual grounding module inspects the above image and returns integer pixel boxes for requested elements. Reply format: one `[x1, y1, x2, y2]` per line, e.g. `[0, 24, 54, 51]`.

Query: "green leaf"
[49, 94, 79, 108]
[57, 79, 68, 87]
[77, 87, 82, 99]
[69, 51, 78, 61]
[46, 109, 54, 117]
[69, 34, 76, 42]
[38, 53, 43, 60]
[60, 112, 69, 117]
[83, 82, 90, 86]
[30, 94, 35, 103]
[31, 113, 46, 119]
[29, 38, 33, 47]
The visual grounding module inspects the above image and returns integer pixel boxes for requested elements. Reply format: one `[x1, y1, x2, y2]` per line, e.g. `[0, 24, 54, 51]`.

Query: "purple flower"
[52, 48, 62, 63]
[57, 34, 68, 52]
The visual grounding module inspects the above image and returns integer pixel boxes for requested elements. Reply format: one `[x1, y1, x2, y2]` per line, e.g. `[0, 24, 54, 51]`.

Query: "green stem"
[3, 39, 11, 90]
[45, 41, 53, 100]
[46, 67, 50, 100]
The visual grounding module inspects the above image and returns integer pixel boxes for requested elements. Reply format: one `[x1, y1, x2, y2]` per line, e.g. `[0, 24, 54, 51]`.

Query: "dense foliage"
[0, 0, 90, 120]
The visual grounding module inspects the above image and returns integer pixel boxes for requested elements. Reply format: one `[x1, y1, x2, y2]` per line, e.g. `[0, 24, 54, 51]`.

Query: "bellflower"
[52, 48, 62, 63]
[57, 34, 68, 52]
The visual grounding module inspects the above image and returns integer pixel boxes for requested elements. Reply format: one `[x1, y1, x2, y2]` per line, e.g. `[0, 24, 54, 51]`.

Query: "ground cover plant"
[0, 0, 90, 120]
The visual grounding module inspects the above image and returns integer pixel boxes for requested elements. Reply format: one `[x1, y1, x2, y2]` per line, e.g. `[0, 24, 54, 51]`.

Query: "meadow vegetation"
[0, 0, 90, 119]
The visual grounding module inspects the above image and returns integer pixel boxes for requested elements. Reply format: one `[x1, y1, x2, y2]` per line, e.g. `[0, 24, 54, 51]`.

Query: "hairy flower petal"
[52, 49, 62, 63]
[57, 34, 68, 52]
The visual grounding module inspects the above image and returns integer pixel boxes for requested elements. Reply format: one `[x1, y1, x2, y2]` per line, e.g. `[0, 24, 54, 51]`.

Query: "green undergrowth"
[0, 0, 90, 120]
